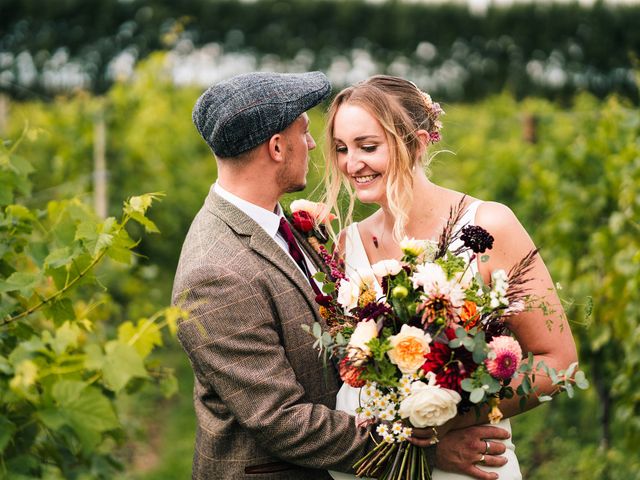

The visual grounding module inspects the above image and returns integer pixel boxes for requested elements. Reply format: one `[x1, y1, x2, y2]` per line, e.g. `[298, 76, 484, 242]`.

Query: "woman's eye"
[362, 145, 377, 153]
[336, 145, 347, 154]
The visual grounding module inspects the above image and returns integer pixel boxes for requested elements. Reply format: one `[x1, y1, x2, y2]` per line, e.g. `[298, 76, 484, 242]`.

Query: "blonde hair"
[323, 75, 441, 244]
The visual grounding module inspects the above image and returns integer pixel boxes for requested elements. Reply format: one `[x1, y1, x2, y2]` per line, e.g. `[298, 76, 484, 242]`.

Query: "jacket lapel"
[205, 188, 323, 321]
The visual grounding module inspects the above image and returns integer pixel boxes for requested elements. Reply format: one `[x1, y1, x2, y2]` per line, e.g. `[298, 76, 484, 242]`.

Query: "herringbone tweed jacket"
[172, 187, 374, 479]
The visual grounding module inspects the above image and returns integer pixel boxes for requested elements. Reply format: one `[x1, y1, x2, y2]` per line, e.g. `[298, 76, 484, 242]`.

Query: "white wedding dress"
[329, 201, 522, 480]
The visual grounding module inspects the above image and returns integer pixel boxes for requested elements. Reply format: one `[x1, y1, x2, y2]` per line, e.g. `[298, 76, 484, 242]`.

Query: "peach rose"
[387, 324, 432, 374]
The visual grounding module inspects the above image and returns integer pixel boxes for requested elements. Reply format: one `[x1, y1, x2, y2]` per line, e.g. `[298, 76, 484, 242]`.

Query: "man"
[172, 71, 375, 479]
[173, 71, 510, 480]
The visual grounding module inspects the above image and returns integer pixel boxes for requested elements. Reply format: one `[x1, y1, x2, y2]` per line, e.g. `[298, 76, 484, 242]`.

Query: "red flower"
[339, 357, 366, 388]
[421, 328, 477, 393]
[292, 210, 315, 233]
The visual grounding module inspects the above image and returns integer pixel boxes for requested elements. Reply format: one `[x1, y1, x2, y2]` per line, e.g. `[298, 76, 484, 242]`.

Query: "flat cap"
[193, 71, 331, 158]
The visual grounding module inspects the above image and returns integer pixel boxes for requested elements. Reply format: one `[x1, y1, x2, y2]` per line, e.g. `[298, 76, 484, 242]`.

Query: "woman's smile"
[353, 173, 381, 185]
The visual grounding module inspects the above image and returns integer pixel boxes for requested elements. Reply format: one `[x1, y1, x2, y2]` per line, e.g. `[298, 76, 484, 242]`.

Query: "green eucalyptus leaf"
[574, 371, 589, 389]
[565, 383, 575, 399]
[470, 387, 485, 403]
[461, 378, 475, 392]
[312, 322, 322, 337]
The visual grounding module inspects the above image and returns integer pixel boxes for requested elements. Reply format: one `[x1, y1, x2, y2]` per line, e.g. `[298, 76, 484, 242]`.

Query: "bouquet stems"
[353, 440, 432, 480]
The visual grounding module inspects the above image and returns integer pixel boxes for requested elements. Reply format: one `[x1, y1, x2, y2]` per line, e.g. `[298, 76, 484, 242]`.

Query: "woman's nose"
[346, 153, 363, 175]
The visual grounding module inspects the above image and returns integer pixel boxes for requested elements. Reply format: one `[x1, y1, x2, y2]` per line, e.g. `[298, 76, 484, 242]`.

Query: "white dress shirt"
[214, 182, 319, 285]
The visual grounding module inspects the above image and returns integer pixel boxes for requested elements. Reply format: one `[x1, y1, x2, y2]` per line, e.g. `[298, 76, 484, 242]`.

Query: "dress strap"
[344, 223, 368, 279]
[457, 200, 483, 229]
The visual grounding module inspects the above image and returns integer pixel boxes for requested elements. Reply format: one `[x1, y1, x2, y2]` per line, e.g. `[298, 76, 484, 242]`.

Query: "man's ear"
[268, 133, 286, 163]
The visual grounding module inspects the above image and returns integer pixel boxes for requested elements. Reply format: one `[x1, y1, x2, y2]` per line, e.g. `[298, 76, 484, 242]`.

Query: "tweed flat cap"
[192, 71, 331, 158]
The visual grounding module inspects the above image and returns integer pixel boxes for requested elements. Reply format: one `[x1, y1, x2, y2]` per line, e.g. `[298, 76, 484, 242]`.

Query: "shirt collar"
[214, 182, 283, 239]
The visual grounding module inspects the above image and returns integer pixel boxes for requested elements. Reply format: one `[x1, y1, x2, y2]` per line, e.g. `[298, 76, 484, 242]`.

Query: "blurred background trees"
[1, 0, 639, 478]
[1, 0, 639, 102]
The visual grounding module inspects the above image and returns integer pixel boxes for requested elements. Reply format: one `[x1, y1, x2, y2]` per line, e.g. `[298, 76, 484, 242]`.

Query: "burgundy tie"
[278, 217, 322, 296]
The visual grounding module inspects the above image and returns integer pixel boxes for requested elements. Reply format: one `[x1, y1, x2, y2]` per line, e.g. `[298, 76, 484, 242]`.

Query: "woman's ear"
[415, 129, 430, 159]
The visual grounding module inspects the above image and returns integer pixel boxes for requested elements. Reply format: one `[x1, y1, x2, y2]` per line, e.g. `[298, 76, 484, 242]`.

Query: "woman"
[323, 76, 578, 480]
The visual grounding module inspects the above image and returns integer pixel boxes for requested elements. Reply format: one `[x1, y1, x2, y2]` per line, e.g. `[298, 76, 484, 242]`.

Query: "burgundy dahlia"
[421, 328, 477, 393]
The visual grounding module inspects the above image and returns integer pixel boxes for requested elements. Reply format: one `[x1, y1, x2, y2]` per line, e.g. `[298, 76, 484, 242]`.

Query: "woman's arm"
[450, 200, 578, 430]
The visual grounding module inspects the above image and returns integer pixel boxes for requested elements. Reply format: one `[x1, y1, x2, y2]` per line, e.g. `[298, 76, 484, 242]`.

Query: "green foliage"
[0, 129, 185, 478]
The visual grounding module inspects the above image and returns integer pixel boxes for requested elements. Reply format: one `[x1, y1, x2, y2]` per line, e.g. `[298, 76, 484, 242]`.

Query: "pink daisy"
[485, 336, 522, 380]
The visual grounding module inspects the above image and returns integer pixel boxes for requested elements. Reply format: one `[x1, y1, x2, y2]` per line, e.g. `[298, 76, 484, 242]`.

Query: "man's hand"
[435, 425, 510, 480]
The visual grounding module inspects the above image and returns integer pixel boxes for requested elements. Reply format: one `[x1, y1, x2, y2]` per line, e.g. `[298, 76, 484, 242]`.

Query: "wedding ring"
[430, 427, 439, 445]
[477, 454, 486, 465]
[483, 440, 491, 455]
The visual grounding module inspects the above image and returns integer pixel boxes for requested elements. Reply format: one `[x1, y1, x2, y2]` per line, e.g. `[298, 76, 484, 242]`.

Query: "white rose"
[371, 259, 403, 278]
[348, 319, 378, 356]
[387, 325, 432, 374]
[398, 375, 461, 427]
[337, 279, 360, 312]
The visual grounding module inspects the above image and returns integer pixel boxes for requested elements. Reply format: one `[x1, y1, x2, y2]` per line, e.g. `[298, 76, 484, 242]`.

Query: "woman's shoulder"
[474, 200, 522, 235]
[474, 201, 536, 271]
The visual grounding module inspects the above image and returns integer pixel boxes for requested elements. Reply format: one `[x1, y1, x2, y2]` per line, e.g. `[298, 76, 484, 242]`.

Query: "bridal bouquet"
[304, 200, 588, 480]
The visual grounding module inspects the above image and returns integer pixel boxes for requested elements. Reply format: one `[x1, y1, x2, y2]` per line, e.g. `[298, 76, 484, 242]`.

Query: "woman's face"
[332, 103, 391, 206]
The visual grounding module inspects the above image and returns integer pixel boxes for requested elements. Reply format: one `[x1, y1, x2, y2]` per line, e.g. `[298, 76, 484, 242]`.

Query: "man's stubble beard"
[278, 148, 307, 194]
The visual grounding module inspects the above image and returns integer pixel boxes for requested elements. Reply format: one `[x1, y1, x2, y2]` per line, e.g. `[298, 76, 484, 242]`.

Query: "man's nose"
[307, 133, 316, 150]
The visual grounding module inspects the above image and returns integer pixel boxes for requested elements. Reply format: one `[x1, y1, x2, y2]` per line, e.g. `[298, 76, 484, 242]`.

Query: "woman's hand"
[409, 419, 511, 479]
